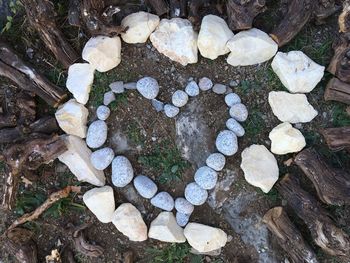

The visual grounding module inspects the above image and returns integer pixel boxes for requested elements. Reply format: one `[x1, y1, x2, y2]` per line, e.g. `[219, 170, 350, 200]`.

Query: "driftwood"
[5, 228, 37, 263]
[324, 77, 350, 104]
[145, 0, 169, 16]
[263, 207, 318, 263]
[322, 126, 350, 152]
[277, 174, 350, 257]
[339, 1, 350, 33]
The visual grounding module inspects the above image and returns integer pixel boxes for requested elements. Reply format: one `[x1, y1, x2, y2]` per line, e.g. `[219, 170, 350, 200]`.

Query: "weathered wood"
[324, 77, 350, 104]
[68, 0, 81, 26]
[314, 0, 340, 25]
[170, 0, 187, 17]
[145, 0, 169, 16]
[322, 126, 350, 152]
[5, 228, 37, 263]
[327, 34, 350, 83]
[277, 174, 350, 257]
[339, 0, 350, 33]
[263, 207, 318, 263]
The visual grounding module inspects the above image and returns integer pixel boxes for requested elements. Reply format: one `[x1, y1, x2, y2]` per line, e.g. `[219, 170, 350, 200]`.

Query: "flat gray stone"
[206, 153, 226, 171]
[175, 197, 194, 214]
[151, 192, 174, 211]
[103, 91, 116, 106]
[176, 212, 190, 227]
[226, 118, 245, 137]
[185, 182, 208, 206]
[172, 90, 189, 107]
[198, 77, 213, 91]
[133, 175, 158, 199]
[164, 104, 179, 118]
[229, 103, 248, 122]
[215, 130, 238, 156]
[212, 84, 226, 94]
[110, 81, 124, 93]
[112, 156, 134, 187]
[96, 105, 110, 121]
[90, 147, 115, 170]
[224, 93, 241, 107]
[86, 120, 108, 148]
[136, 77, 159, 99]
[185, 81, 199, 97]
[124, 82, 137, 90]
[151, 99, 164, 112]
[194, 166, 218, 190]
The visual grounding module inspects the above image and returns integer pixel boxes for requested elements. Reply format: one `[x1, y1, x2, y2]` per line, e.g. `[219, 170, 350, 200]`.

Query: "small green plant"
[1, 0, 22, 33]
[243, 108, 266, 139]
[127, 121, 145, 145]
[44, 195, 85, 218]
[332, 104, 350, 127]
[236, 80, 259, 94]
[145, 243, 191, 263]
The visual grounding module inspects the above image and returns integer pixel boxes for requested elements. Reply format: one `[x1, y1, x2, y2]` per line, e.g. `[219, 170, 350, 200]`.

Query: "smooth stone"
[58, 135, 105, 186]
[172, 90, 189, 107]
[90, 147, 115, 170]
[133, 175, 158, 199]
[185, 182, 208, 206]
[212, 84, 227, 94]
[271, 51, 325, 93]
[176, 212, 190, 227]
[86, 120, 108, 149]
[112, 156, 134, 187]
[103, 91, 116, 106]
[226, 118, 245, 137]
[164, 104, 179, 118]
[124, 82, 137, 90]
[215, 130, 238, 156]
[205, 153, 226, 171]
[151, 99, 164, 112]
[96, 105, 110, 121]
[198, 77, 213, 91]
[151, 192, 175, 211]
[66, 63, 95, 105]
[175, 197, 194, 214]
[112, 203, 148, 241]
[229, 103, 248, 122]
[194, 166, 218, 190]
[240, 144, 279, 193]
[82, 36, 121, 72]
[110, 81, 124, 94]
[185, 81, 200, 96]
[224, 93, 241, 107]
[190, 248, 222, 256]
[83, 186, 115, 223]
[55, 99, 88, 138]
[269, 122, 306, 155]
[268, 91, 318, 123]
[136, 77, 159, 99]
[229, 80, 239, 87]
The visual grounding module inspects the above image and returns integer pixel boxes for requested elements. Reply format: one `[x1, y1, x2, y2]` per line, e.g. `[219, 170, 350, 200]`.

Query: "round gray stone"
[136, 77, 159, 99]
[90, 147, 115, 170]
[96, 105, 110, 121]
[212, 84, 227, 94]
[225, 93, 241, 107]
[226, 118, 245, 137]
[185, 81, 199, 97]
[176, 212, 190, 227]
[86, 120, 108, 148]
[172, 90, 188, 107]
[103, 91, 115, 106]
[216, 130, 238, 156]
[151, 99, 164, 112]
[133, 175, 158, 199]
[164, 104, 179, 118]
[150, 192, 174, 211]
[110, 81, 124, 93]
[175, 197, 194, 214]
[198, 77, 213, 91]
[194, 166, 218, 190]
[229, 103, 248, 122]
[185, 182, 208, 206]
[112, 156, 134, 187]
[206, 153, 226, 171]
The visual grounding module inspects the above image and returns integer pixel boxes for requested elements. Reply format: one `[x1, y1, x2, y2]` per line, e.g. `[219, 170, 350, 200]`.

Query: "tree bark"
[5, 228, 37, 263]
[170, 0, 187, 17]
[145, 0, 169, 16]
[322, 126, 350, 152]
[324, 77, 350, 104]
[339, 0, 350, 33]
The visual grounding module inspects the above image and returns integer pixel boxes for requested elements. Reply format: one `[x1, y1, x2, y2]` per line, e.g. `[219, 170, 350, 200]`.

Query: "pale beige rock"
[82, 36, 121, 72]
[268, 91, 318, 123]
[121, 11, 160, 44]
[184, 223, 227, 253]
[269, 122, 306, 155]
[271, 51, 325, 93]
[226, 28, 278, 66]
[150, 18, 198, 66]
[112, 203, 148, 241]
[197, 15, 234, 60]
[148, 212, 186, 243]
[83, 186, 115, 223]
[55, 99, 88, 138]
[240, 144, 279, 193]
[58, 135, 105, 186]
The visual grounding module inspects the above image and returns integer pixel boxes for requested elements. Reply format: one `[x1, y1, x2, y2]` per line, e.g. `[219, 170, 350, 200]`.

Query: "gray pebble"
[112, 156, 134, 187]
[133, 175, 158, 199]
[150, 192, 174, 211]
[176, 212, 190, 227]
[225, 87, 233, 94]
[198, 77, 213, 91]
[164, 104, 179, 118]
[229, 103, 248, 122]
[185, 182, 208, 206]
[225, 93, 241, 107]
[229, 80, 239, 87]
[90, 147, 115, 170]
[136, 77, 159, 99]
[124, 82, 137, 90]
[226, 118, 245, 137]
[96, 105, 110, 121]
[215, 130, 238, 156]
[172, 90, 188, 107]
[110, 81, 124, 93]
[206, 153, 226, 171]
[175, 197, 194, 214]
[185, 81, 199, 97]
[194, 166, 218, 190]
[86, 120, 108, 148]
[212, 84, 227, 94]
[103, 91, 115, 106]
[151, 99, 164, 112]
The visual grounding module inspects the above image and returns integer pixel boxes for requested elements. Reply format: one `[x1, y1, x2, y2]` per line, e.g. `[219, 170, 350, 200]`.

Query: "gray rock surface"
[198, 77, 213, 91]
[86, 120, 108, 148]
[206, 153, 226, 171]
[136, 77, 159, 99]
[185, 182, 208, 206]
[226, 118, 245, 137]
[194, 166, 218, 190]
[215, 130, 238, 156]
[175, 197, 194, 214]
[176, 212, 190, 227]
[164, 104, 180, 118]
[110, 81, 124, 93]
[224, 93, 241, 107]
[151, 192, 175, 211]
[90, 147, 115, 170]
[103, 91, 116, 106]
[133, 175, 158, 199]
[212, 84, 227, 94]
[124, 82, 137, 90]
[96, 105, 110, 121]
[229, 103, 248, 122]
[151, 99, 164, 112]
[172, 90, 189, 107]
[112, 156, 134, 187]
[185, 81, 200, 97]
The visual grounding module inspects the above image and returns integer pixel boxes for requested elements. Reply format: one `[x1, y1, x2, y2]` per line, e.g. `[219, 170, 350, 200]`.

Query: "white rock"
[268, 91, 318, 123]
[215, 130, 238, 156]
[110, 81, 124, 94]
[112, 203, 148, 241]
[185, 81, 200, 96]
[164, 104, 179, 118]
[226, 28, 278, 66]
[55, 99, 88, 138]
[172, 90, 189, 107]
[185, 182, 208, 206]
[198, 77, 213, 91]
[226, 118, 245, 137]
[112, 156, 134, 187]
[212, 84, 227, 94]
[224, 93, 241, 107]
[175, 197, 194, 214]
[103, 91, 116, 106]
[197, 15, 234, 60]
[66, 63, 95, 104]
[82, 36, 121, 72]
[96, 105, 110, 121]
[90, 147, 115, 170]
[136, 77, 159, 99]
[184, 223, 227, 253]
[271, 51, 325, 93]
[194, 166, 218, 190]
[269, 122, 306, 155]
[86, 120, 108, 149]
[240, 144, 279, 193]
[121, 11, 160, 44]
[229, 103, 248, 122]
[148, 212, 186, 243]
[206, 153, 226, 171]
[150, 18, 198, 66]
[83, 186, 115, 223]
[58, 135, 105, 186]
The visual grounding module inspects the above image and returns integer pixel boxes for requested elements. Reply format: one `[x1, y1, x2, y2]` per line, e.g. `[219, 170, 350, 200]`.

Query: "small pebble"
[164, 104, 179, 118]
[110, 81, 124, 93]
[150, 192, 174, 211]
[226, 118, 245, 137]
[176, 212, 190, 227]
[225, 87, 233, 94]
[86, 120, 108, 148]
[229, 103, 248, 122]
[225, 93, 241, 107]
[90, 147, 115, 170]
[175, 197, 194, 214]
[112, 156, 134, 187]
[151, 99, 164, 112]
[216, 130, 238, 156]
[133, 175, 158, 199]
[229, 80, 239, 87]
[172, 90, 189, 107]
[212, 84, 227, 94]
[96, 105, 110, 121]
[185, 81, 200, 97]
[185, 182, 208, 206]
[198, 77, 213, 91]
[124, 82, 137, 90]
[194, 166, 218, 190]
[103, 91, 115, 106]
[206, 153, 226, 171]
[136, 77, 159, 99]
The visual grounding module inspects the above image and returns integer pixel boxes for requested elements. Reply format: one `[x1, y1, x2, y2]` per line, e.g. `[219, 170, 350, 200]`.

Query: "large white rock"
[112, 203, 148, 241]
[148, 212, 186, 243]
[83, 186, 115, 223]
[271, 51, 325, 93]
[226, 28, 278, 66]
[150, 18, 198, 66]
[66, 63, 95, 104]
[58, 135, 106, 186]
[269, 122, 306, 155]
[82, 36, 121, 72]
[268, 91, 318, 123]
[55, 99, 88, 138]
[184, 223, 227, 253]
[240, 144, 279, 193]
[197, 15, 234, 60]
[121, 11, 160, 44]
